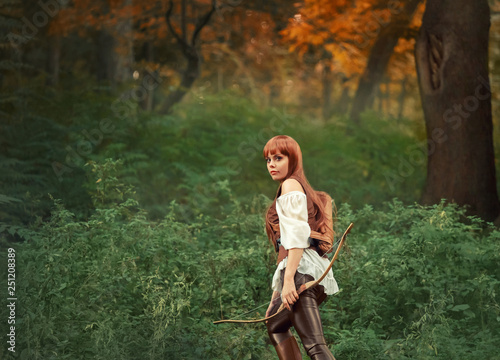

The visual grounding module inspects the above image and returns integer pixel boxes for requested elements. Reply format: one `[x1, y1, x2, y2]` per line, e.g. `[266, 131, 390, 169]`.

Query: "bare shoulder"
[281, 178, 304, 195]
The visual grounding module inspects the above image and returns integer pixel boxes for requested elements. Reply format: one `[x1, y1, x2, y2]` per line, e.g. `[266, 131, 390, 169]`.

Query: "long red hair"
[263, 135, 333, 243]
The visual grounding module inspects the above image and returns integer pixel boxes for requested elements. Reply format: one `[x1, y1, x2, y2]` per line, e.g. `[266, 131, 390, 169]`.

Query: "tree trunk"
[114, 0, 133, 83]
[95, 29, 117, 84]
[159, 0, 215, 114]
[160, 49, 200, 113]
[140, 41, 155, 111]
[95, 0, 133, 86]
[321, 63, 333, 121]
[46, 34, 61, 86]
[397, 76, 408, 119]
[350, 0, 421, 124]
[334, 76, 350, 115]
[269, 84, 279, 107]
[415, 0, 499, 221]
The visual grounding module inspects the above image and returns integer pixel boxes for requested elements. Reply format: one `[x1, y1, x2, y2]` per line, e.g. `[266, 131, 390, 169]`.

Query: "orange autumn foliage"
[281, 0, 425, 80]
[51, 0, 214, 44]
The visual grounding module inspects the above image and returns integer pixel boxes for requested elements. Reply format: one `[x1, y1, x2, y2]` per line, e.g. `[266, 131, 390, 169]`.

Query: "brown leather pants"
[266, 272, 336, 360]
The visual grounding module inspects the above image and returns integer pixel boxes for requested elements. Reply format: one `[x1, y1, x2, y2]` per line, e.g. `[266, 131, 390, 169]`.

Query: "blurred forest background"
[1, 0, 500, 359]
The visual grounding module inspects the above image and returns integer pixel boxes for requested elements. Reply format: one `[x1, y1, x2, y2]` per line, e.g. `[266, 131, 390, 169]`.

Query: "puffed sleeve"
[276, 191, 311, 250]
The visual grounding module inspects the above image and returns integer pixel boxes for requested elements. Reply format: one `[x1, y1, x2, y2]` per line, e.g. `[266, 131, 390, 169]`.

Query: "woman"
[263, 135, 338, 360]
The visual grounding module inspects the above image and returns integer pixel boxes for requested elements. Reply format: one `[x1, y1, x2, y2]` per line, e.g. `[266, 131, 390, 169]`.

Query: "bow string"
[213, 222, 354, 325]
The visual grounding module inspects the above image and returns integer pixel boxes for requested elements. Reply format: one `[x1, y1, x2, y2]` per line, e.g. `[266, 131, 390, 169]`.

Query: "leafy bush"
[0, 160, 273, 359]
[100, 94, 427, 221]
[328, 200, 500, 359]
[2, 88, 426, 225]
[1, 161, 499, 359]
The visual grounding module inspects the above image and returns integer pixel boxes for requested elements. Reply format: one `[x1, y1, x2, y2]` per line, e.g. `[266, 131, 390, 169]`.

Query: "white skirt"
[271, 248, 339, 295]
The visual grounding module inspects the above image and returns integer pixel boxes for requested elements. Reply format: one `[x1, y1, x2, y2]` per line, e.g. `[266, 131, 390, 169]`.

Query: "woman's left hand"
[281, 279, 299, 311]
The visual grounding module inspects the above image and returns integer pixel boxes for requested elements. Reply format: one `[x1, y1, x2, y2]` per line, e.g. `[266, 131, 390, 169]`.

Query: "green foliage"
[0, 161, 499, 359]
[0, 84, 112, 224]
[2, 89, 496, 358]
[326, 200, 500, 359]
[91, 91, 426, 222]
[3, 81, 427, 225]
[0, 160, 273, 359]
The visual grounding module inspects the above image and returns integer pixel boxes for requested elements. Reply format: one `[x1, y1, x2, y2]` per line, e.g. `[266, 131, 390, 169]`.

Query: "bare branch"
[190, 0, 216, 45]
[165, 0, 187, 47]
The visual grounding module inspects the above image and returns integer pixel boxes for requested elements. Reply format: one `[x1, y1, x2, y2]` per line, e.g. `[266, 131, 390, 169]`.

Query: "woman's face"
[266, 152, 289, 182]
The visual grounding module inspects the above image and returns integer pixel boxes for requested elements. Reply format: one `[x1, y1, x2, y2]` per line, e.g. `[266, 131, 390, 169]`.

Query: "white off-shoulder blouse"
[271, 191, 339, 295]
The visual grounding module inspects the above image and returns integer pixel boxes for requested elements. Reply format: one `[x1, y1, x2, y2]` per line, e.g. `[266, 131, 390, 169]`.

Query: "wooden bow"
[213, 222, 354, 325]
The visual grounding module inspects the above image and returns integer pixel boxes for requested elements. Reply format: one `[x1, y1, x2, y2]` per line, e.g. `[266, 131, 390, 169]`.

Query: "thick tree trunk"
[160, 49, 200, 113]
[415, 0, 499, 221]
[350, 0, 421, 124]
[95, 0, 133, 86]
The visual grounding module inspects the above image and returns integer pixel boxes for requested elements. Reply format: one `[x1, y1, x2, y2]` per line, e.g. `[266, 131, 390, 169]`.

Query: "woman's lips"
[270, 171, 278, 175]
